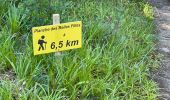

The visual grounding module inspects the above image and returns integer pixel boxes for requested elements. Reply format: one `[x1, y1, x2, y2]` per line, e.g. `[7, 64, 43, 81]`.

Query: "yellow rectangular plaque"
[32, 21, 82, 55]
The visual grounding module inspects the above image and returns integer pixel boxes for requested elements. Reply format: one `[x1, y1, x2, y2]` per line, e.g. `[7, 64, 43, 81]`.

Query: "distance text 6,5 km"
[50, 40, 79, 50]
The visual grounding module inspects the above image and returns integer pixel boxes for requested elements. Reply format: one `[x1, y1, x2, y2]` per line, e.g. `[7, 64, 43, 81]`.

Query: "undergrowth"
[0, 0, 158, 100]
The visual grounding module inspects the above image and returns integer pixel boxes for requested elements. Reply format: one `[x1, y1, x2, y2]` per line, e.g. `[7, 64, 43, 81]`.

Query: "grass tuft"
[0, 0, 158, 99]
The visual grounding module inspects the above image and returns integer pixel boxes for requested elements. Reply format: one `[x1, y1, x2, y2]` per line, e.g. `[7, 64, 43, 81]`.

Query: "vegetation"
[0, 0, 158, 100]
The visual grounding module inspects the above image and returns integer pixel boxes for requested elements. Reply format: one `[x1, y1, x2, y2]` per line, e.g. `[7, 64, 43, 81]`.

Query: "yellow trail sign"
[32, 21, 82, 55]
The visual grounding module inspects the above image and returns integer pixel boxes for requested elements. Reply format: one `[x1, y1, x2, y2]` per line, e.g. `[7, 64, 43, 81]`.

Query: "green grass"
[0, 0, 158, 100]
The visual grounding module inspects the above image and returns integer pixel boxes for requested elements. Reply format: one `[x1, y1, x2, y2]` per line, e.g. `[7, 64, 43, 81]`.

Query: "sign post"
[32, 14, 82, 90]
[53, 14, 61, 56]
[32, 18, 82, 55]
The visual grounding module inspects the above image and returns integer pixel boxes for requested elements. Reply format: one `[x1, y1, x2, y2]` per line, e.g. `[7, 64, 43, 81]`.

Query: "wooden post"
[53, 14, 60, 25]
[53, 14, 61, 56]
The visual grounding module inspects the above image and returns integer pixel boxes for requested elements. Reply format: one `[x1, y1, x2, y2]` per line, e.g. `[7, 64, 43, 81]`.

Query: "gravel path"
[151, 0, 170, 99]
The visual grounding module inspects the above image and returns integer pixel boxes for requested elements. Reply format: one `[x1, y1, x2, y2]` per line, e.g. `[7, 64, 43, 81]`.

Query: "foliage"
[0, 0, 158, 100]
[7, 5, 26, 34]
[143, 3, 154, 20]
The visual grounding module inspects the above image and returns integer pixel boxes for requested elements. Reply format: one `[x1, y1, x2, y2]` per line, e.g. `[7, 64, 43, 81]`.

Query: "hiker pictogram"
[38, 35, 47, 51]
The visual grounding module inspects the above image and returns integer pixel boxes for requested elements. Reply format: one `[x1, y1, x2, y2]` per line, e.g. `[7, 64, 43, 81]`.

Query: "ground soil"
[150, 0, 170, 99]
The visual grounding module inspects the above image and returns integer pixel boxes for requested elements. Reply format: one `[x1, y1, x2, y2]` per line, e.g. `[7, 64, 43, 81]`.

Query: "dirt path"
[151, 0, 170, 99]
